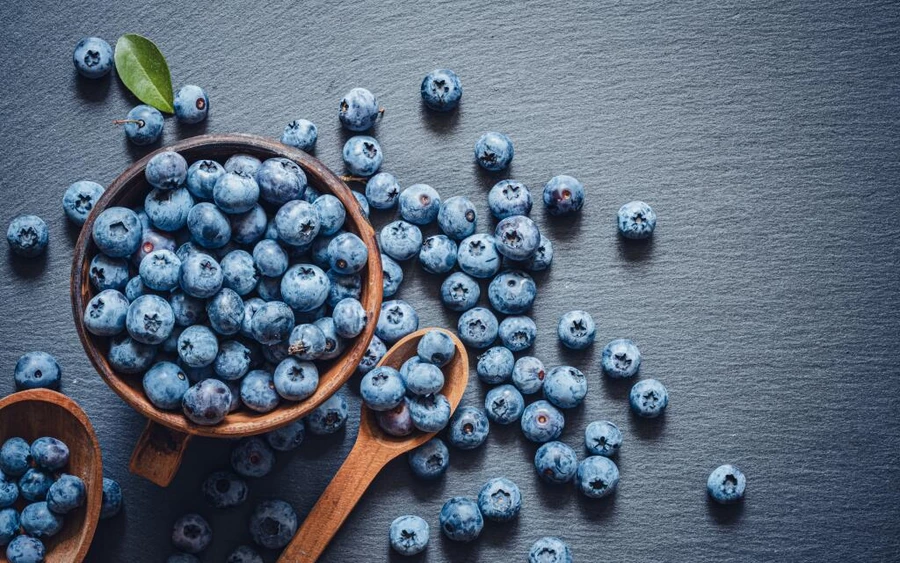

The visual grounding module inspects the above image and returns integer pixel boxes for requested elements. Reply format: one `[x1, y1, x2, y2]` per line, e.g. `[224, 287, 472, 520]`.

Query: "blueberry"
[220, 251, 259, 296]
[186, 160, 225, 200]
[365, 172, 400, 209]
[265, 419, 305, 452]
[281, 119, 317, 151]
[379, 220, 422, 261]
[174, 85, 209, 124]
[512, 356, 546, 395]
[306, 392, 349, 435]
[485, 384, 525, 425]
[30, 437, 68, 471]
[477, 477, 521, 522]
[421, 69, 462, 111]
[474, 132, 514, 171]
[488, 179, 531, 219]
[0, 471, 18, 508]
[20, 501, 63, 538]
[224, 154, 262, 178]
[488, 270, 536, 314]
[457, 307, 498, 349]
[440, 272, 480, 312]
[439, 497, 483, 542]
[331, 298, 366, 338]
[62, 180, 105, 225]
[0, 438, 31, 478]
[8, 536, 46, 563]
[136, 250, 179, 292]
[249, 499, 298, 549]
[200, 470, 248, 509]
[409, 393, 451, 432]
[328, 232, 367, 274]
[177, 325, 219, 368]
[376, 300, 419, 343]
[314, 194, 346, 236]
[256, 158, 307, 205]
[534, 441, 578, 484]
[529, 537, 572, 563]
[213, 173, 259, 215]
[598, 339, 641, 380]
[617, 200, 657, 239]
[202, 290, 241, 336]
[523, 234, 554, 271]
[88, 254, 129, 292]
[398, 356, 423, 385]
[179, 254, 225, 301]
[133, 228, 177, 265]
[360, 366, 405, 411]
[125, 275, 151, 301]
[457, 234, 501, 279]
[144, 188, 194, 233]
[226, 545, 263, 563]
[252, 239, 288, 278]
[584, 420, 623, 457]
[100, 477, 123, 519]
[146, 152, 188, 191]
[4, 214, 47, 258]
[358, 335, 386, 375]
[187, 202, 231, 248]
[326, 270, 362, 307]
[241, 298, 266, 338]
[280, 264, 329, 313]
[18, 469, 53, 502]
[405, 362, 444, 396]
[447, 406, 490, 450]
[417, 330, 456, 367]
[121, 104, 164, 145]
[339, 87, 380, 131]
[83, 289, 129, 336]
[419, 235, 458, 274]
[376, 398, 415, 437]
[287, 323, 327, 360]
[543, 366, 588, 409]
[14, 352, 61, 391]
[169, 291, 206, 327]
[494, 215, 541, 260]
[0, 508, 18, 546]
[557, 310, 595, 350]
[352, 190, 370, 217]
[434, 198, 477, 244]
[240, 370, 280, 413]
[381, 254, 404, 298]
[45, 474, 84, 516]
[108, 335, 158, 374]
[183, 378, 232, 425]
[230, 437, 275, 479]
[275, 200, 320, 247]
[273, 358, 318, 401]
[211, 341, 249, 381]
[342, 136, 383, 176]
[707, 464, 747, 504]
[230, 205, 268, 245]
[313, 317, 345, 360]
[139, 361, 188, 410]
[126, 294, 175, 345]
[390, 514, 429, 555]
[92, 207, 143, 258]
[406, 438, 448, 481]
[499, 315, 537, 352]
[521, 400, 564, 443]
[543, 175, 585, 216]
[398, 184, 440, 225]
[73, 36, 112, 78]
[310, 231, 338, 268]
[171, 513, 212, 554]
[629, 379, 669, 418]
[576, 456, 619, 499]
[476, 346, 514, 384]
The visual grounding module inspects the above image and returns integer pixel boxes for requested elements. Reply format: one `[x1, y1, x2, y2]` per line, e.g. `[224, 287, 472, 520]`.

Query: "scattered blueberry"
[543, 366, 587, 409]
[707, 464, 747, 504]
[439, 497, 483, 542]
[231, 437, 275, 479]
[390, 514, 429, 556]
[485, 384, 525, 425]
[226, 545, 263, 563]
[171, 513, 212, 554]
[489, 180, 532, 219]
[120, 104, 164, 145]
[512, 356, 545, 395]
[100, 477, 123, 519]
[529, 537, 572, 563]
[576, 456, 619, 499]
[339, 88, 380, 132]
[306, 392, 349, 435]
[584, 420, 622, 457]
[379, 220, 423, 261]
[408, 438, 449, 480]
[440, 272, 480, 312]
[63, 180, 105, 225]
[520, 400, 565, 443]
[499, 315, 537, 352]
[457, 307, 498, 349]
[524, 234, 554, 271]
[488, 270, 536, 314]
[421, 69, 462, 111]
[202, 470, 248, 508]
[474, 132, 514, 171]
[174, 85, 209, 124]
[447, 406, 490, 450]
[6, 215, 48, 258]
[437, 195, 477, 240]
[629, 378, 669, 418]
[478, 477, 521, 522]
[617, 200, 657, 239]
[494, 215, 541, 260]
[342, 136, 383, 177]
[600, 338, 641, 379]
[557, 310, 595, 350]
[14, 352, 61, 391]
[249, 499, 298, 549]
[281, 119, 318, 151]
[457, 234, 501, 279]
[399, 184, 441, 225]
[73, 36, 113, 78]
[419, 235, 457, 274]
[543, 175, 585, 216]
[265, 419, 306, 452]
[534, 441, 578, 484]
[476, 346, 514, 384]
[365, 172, 401, 210]
[376, 300, 419, 343]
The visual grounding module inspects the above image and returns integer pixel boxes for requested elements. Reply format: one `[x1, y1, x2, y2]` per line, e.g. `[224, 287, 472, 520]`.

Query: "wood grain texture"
[0, 0, 898, 561]
[280, 328, 468, 562]
[0, 390, 103, 563]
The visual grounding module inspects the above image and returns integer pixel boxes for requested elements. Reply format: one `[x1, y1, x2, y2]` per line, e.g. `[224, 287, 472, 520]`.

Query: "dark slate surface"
[1, 1, 899, 561]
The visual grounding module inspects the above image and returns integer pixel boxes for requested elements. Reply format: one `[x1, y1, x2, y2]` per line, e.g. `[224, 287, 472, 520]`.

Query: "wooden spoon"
[0, 390, 103, 563]
[278, 327, 469, 562]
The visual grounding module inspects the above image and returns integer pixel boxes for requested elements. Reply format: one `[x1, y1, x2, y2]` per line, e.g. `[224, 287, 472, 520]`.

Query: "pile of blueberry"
[0, 436, 121, 563]
[81, 148, 373, 426]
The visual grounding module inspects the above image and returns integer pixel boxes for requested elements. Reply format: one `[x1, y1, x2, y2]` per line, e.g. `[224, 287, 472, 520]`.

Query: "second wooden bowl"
[0, 390, 103, 563]
[70, 134, 383, 486]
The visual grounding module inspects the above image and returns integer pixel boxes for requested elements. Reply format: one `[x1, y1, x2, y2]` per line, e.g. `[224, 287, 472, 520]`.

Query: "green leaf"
[114, 34, 174, 114]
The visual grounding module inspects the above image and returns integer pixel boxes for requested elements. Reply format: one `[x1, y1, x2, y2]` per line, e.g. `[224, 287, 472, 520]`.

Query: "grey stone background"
[1, 0, 898, 561]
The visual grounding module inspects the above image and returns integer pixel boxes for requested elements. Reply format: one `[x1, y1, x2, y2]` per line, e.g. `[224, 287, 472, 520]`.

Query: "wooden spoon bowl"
[0, 390, 103, 563]
[279, 327, 469, 563]
[70, 134, 383, 486]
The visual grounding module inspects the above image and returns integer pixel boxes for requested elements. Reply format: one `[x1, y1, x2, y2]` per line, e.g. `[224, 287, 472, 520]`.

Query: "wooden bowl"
[70, 134, 382, 486]
[0, 390, 103, 563]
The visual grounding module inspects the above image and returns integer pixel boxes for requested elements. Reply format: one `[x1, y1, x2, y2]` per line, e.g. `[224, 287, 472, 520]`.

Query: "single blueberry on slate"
[408, 438, 450, 480]
[584, 420, 623, 457]
[249, 499, 298, 549]
[512, 356, 546, 395]
[629, 378, 669, 418]
[339, 87, 380, 131]
[437, 195, 477, 240]
[489, 180, 532, 219]
[121, 105, 164, 146]
[231, 437, 275, 479]
[543, 366, 588, 409]
[494, 215, 541, 260]
[14, 352, 61, 391]
[476, 346, 514, 384]
[439, 497, 483, 542]
[529, 537, 573, 563]
[379, 220, 422, 261]
[617, 200, 657, 239]
[174, 85, 209, 124]
[281, 119, 318, 151]
[557, 310, 596, 350]
[265, 419, 305, 452]
[447, 406, 490, 450]
[306, 392, 349, 435]
[390, 514, 430, 555]
[365, 172, 401, 210]
[73, 36, 113, 78]
[488, 270, 537, 314]
[440, 272, 480, 312]
[575, 456, 620, 499]
[421, 69, 462, 111]
[376, 300, 420, 343]
[498, 315, 537, 352]
[171, 513, 212, 554]
[226, 545, 263, 563]
[457, 234, 501, 279]
[62, 180, 105, 225]
[707, 464, 747, 504]
[601, 338, 641, 379]
[524, 234, 554, 271]
[521, 400, 565, 443]
[202, 471, 248, 509]
[484, 384, 525, 425]
[534, 441, 578, 484]
[474, 132, 514, 171]
[478, 477, 521, 522]
[419, 234, 458, 274]
[399, 184, 441, 225]
[543, 175, 585, 216]
[457, 307, 499, 349]
[342, 136, 383, 177]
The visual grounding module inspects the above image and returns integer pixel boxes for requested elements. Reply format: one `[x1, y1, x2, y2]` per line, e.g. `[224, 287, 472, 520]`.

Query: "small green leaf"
[114, 34, 174, 114]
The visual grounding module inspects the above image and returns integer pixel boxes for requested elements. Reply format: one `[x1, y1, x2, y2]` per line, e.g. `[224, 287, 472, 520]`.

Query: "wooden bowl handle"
[278, 442, 391, 562]
[128, 420, 193, 487]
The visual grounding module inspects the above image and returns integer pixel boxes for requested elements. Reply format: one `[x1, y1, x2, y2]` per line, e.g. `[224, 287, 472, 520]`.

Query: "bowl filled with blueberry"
[0, 389, 104, 563]
[70, 133, 382, 486]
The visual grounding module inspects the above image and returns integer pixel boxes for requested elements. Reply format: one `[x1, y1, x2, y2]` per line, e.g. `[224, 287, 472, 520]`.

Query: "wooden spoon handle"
[128, 420, 192, 487]
[279, 441, 389, 562]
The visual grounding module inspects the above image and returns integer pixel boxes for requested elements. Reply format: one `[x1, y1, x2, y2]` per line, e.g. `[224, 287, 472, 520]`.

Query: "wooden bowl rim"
[70, 133, 383, 438]
[0, 389, 103, 563]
